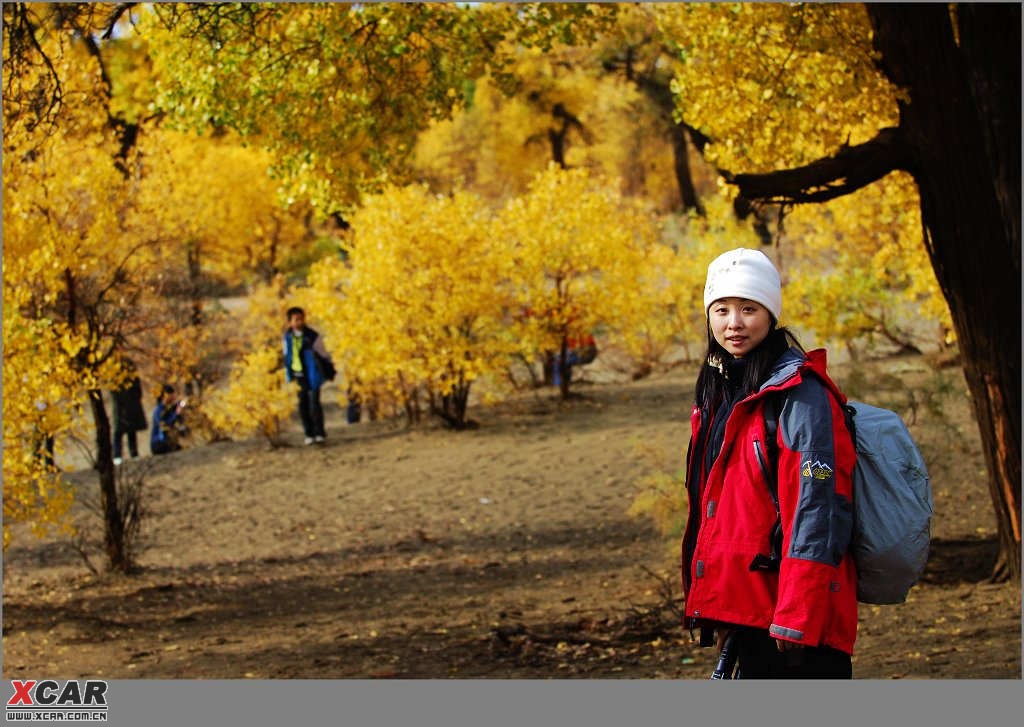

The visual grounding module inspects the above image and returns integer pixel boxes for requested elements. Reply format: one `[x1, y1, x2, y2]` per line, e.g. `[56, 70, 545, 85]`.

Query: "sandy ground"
[2, 354, 1019, 679]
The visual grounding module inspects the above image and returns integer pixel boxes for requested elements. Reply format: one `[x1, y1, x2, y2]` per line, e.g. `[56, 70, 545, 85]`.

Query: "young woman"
[682, 248, 858, 678]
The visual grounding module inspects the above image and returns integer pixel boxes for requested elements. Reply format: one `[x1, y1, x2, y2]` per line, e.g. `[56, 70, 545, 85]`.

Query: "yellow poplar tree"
[205, 347, 295, 446]
[135, 129, 313, 291]
[2, 315, 79, 548]
[129, 129, 318, 436]
[498, 164, 665, 398]
[654, 2, 948, 355]
[306, 185, 516, 428]
[414, 47, 680, 211]
[784, 173, 952, 357]
[656, 3, 1024, 581]
[2, 8, 160, 566]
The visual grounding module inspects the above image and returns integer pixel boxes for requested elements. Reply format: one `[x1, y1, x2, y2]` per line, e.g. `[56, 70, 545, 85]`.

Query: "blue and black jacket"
[283, 325, 333, 390]
[150, 400, 182, 451]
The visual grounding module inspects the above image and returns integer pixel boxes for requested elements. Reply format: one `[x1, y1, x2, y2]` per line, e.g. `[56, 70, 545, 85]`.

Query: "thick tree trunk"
[630, 71, 705, 215]
[88, 388, 128, 572]
[724, 3, 1021, 582]
[557, 339, 572, 401]
[668, 123, 704, 214]
[867, 4, 1021, 580]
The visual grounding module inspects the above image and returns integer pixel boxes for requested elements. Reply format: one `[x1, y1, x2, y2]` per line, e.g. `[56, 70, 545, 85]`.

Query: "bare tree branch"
[101, 3, 138, 40]
[3, 3, 64, 131]
[722, 127, 912, 205]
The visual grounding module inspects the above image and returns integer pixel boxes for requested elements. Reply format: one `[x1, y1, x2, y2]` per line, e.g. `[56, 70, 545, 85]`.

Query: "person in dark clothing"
[151, 384, 187, 455]
[282, 306, 335, 445]
[682, 248, 857, 679]
[111, 363, 148, 465]
[33, 400, 57, 470]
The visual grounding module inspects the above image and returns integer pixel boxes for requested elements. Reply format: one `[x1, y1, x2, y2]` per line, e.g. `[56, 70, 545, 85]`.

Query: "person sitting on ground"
[150, 384, 187, 456]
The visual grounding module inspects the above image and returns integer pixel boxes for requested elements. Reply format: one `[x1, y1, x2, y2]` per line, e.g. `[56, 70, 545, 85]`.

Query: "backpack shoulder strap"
[842, 401, 858, 448]
[751, 378, 858, 575]
[762, 378, 857, 487]
[750, 391, 783, 572]
[761, 392, 781, 511]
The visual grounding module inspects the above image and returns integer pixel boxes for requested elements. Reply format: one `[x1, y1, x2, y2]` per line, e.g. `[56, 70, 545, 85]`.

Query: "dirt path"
[3, 358, 1019, 679]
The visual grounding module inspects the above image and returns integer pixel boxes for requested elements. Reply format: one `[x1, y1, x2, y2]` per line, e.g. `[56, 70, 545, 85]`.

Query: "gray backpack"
[763, 397, 933, 605]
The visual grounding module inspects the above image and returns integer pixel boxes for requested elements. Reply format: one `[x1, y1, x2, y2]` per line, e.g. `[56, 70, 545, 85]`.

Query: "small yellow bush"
[207, 347, 295, 445]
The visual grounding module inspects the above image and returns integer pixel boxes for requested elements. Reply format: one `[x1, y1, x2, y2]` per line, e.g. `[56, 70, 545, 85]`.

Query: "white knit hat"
[703, 248, 782, 321]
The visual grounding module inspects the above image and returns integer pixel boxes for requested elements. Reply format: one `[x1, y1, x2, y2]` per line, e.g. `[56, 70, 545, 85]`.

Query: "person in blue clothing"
[150, 384, 187, 455]
[282, 306, 335, 445]
[552, 332, 598, 388]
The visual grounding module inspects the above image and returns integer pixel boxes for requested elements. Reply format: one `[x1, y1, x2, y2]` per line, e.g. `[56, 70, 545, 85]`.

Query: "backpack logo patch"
[801, 460, 834, 480]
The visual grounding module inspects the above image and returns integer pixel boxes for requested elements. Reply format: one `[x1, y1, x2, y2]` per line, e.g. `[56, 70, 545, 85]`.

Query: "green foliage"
[141, 3, 508, 210]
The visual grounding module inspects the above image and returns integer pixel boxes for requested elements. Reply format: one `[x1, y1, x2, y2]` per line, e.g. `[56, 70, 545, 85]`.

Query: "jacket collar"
[759, 346, 807, 391]
[758, 347, 841, 400]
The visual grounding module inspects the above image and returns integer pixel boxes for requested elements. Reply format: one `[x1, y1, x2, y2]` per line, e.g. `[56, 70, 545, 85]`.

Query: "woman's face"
[709, 297, 773, 358]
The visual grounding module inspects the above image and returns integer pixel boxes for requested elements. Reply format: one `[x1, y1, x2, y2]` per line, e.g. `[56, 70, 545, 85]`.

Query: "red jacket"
[682, 348, 858, 654]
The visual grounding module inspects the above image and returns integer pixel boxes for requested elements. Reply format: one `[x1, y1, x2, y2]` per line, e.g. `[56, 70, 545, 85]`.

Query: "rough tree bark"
[88, 389, 129, 572]
[64, 267, 131, 573]
[869, 4, 1020, 581]
[725, 4, 1021, 580]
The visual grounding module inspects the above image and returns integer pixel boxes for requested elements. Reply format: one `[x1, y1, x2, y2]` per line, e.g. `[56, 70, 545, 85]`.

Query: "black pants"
[113, 428, 138, 459]
[34, 434, 55, 468]
[296, 379, 326, 438]
[732, 628, 852, 679]
[151, 438, 181, 456]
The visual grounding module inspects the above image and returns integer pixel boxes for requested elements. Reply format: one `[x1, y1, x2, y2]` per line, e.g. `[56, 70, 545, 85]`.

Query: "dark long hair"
[694, 323, 804, 409]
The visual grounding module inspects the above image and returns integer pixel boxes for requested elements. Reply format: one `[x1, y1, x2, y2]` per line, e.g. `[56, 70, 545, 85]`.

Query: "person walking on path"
[282, 306, 335, 445]
[681, 247, 858, 679]
[111, 361, 147, 465]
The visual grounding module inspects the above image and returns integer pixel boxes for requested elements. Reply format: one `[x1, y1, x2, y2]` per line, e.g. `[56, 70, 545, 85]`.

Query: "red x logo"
[8, 681, 36, 706]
